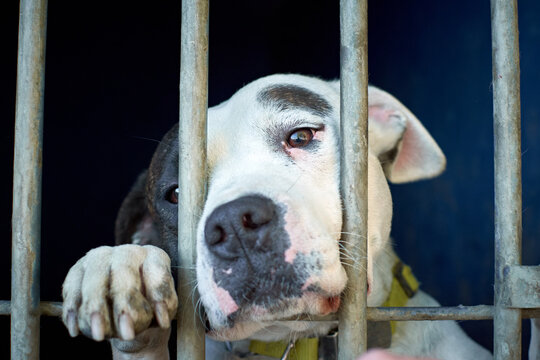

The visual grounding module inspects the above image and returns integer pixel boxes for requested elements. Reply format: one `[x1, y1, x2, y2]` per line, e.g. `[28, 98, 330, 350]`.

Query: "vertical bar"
[490, 0, 522, 359]
[338, 0, 369, 359]
[11, 0, 48, 359]
[177, 0, 208, 359]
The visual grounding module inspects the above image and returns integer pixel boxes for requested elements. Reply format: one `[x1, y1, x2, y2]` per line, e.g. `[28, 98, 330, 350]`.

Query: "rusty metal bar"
[280, 305, 500, 322]
[367, 306, 496, 321]
[11, 0, 48, 359]
[4, 301, 540, 321]
[490, 0, 523, 359]
[274, 306, 497, 323]
[501, 265, 540, 308]
[280, 306, 540, 322]
[177, 0, 209, 359]
[338, 0, 369, 358]
[1, 302, 64, 317]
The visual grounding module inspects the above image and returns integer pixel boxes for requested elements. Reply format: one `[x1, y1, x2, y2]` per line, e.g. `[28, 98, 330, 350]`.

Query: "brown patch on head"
[257, 84, 332, 117]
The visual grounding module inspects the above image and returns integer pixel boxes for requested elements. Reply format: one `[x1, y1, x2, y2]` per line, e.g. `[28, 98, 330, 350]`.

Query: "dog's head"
[115, 74, 445, 342]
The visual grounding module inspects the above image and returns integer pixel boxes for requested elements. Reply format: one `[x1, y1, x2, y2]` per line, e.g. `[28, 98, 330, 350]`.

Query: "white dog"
[62, 74, 493, 359]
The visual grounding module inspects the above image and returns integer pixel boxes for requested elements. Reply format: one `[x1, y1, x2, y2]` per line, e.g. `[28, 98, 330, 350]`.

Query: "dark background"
[1, 1, 539, 359]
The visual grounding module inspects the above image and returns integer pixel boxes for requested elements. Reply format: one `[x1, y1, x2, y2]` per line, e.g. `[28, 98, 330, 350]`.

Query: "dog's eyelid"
[289, 120, 325, 131]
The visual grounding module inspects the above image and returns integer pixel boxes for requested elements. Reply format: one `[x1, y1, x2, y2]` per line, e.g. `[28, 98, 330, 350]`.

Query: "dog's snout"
[204, 195, 277, 259]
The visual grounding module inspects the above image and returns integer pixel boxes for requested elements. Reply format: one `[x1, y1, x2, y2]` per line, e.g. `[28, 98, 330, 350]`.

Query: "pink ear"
[368, 86, 446, 183]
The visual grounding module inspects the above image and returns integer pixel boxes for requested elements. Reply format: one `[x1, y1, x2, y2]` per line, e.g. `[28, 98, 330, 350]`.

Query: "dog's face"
[194, 75, 446, 341]
[198, 75, 346, 340]
[118, 74, 445, 342]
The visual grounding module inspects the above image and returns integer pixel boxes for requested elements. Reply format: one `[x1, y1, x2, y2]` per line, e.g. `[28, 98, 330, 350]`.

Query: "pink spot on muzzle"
[284, 247, 298, 264]
[283, 210, 304, 264]
[212, 282, 239, 316]
[301, 277, 315, 291]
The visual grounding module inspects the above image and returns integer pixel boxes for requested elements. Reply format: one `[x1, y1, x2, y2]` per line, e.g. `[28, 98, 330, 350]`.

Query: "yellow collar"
[249, 260, 419, 359]
[249, 337, 318, 360]
[382, 260, 420, 333]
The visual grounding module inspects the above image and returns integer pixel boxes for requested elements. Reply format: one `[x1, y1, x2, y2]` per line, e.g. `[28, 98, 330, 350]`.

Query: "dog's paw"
[62, 244, 177, 342]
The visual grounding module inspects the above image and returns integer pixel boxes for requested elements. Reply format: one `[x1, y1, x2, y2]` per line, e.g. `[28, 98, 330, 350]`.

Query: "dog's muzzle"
[203, 194, 321, 316]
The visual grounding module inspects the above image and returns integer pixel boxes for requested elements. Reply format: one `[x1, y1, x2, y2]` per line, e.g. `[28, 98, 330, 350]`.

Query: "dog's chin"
[206, 293, 341, 341]
[208, 319, 337, 342]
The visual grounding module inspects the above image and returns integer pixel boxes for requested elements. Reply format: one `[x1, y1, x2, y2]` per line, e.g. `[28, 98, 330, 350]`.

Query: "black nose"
[204, 195, 277, 260]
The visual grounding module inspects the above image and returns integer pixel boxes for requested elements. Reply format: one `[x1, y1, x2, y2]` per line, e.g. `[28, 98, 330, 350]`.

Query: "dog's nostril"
[217, 226, 226, 244]
[241, 208, 273, 230]
[242, 213, 257, 229]
[207, 225, 226, 246]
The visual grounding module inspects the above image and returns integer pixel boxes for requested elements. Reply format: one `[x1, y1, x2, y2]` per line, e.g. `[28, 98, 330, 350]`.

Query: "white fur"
[391, 292, 491, 359]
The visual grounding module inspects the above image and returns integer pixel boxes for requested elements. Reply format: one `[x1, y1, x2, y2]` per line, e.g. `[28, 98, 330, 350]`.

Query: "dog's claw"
[119, 313, 135, 340]
[154, 302, 170, 328]
[90, 312, 105, 341]
[66, 310, 79, 337]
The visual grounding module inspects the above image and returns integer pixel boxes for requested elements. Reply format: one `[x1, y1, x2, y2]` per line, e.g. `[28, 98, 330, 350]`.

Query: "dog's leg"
[62, 244, 177, 359]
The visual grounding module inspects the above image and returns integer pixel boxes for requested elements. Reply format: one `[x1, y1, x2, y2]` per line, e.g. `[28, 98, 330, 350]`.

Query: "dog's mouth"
[236, 292, 342, 320]
[319, 294, 341, 314]
[202, 273, 374, 338]
[203, 291, 343, 340]
[199, 248, 351, 340]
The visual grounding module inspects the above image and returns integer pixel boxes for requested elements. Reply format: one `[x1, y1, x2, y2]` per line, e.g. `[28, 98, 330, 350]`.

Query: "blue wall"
[1, 0, 539, 358]
[368, 1, 540, 353]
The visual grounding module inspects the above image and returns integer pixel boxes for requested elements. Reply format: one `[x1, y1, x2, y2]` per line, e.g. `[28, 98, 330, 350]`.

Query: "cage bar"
[338, 0, 369, 358]
[501, 265, 540, 308]
[176, 0, 209, 359]
[4, 300, 540, 321]
[10, 0, 48, 359]
[490, 0, 523, 359]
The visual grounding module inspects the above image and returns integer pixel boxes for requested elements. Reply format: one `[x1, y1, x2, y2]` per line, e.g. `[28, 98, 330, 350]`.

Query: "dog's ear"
[114, 171, 159, 245]
[367, 86, 446, 183]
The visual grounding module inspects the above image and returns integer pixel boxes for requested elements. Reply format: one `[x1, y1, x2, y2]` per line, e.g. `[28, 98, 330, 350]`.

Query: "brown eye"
[287, 128, 314, 148]
[167, 187, 179, 204]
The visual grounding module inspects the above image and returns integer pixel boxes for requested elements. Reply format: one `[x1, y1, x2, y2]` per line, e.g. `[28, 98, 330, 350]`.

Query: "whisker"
[286, 173, 304, 193]
[335, 231, 369, 240]
[130, 135, 161, 144]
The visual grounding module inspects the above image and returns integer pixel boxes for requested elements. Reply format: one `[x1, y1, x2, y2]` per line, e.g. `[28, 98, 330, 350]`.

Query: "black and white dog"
[62, 74, 500, 359]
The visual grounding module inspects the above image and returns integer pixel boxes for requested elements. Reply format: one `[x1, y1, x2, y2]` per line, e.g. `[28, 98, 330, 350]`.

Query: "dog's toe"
[77, 246, 114, 340]
[140, 245, 178, 329]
